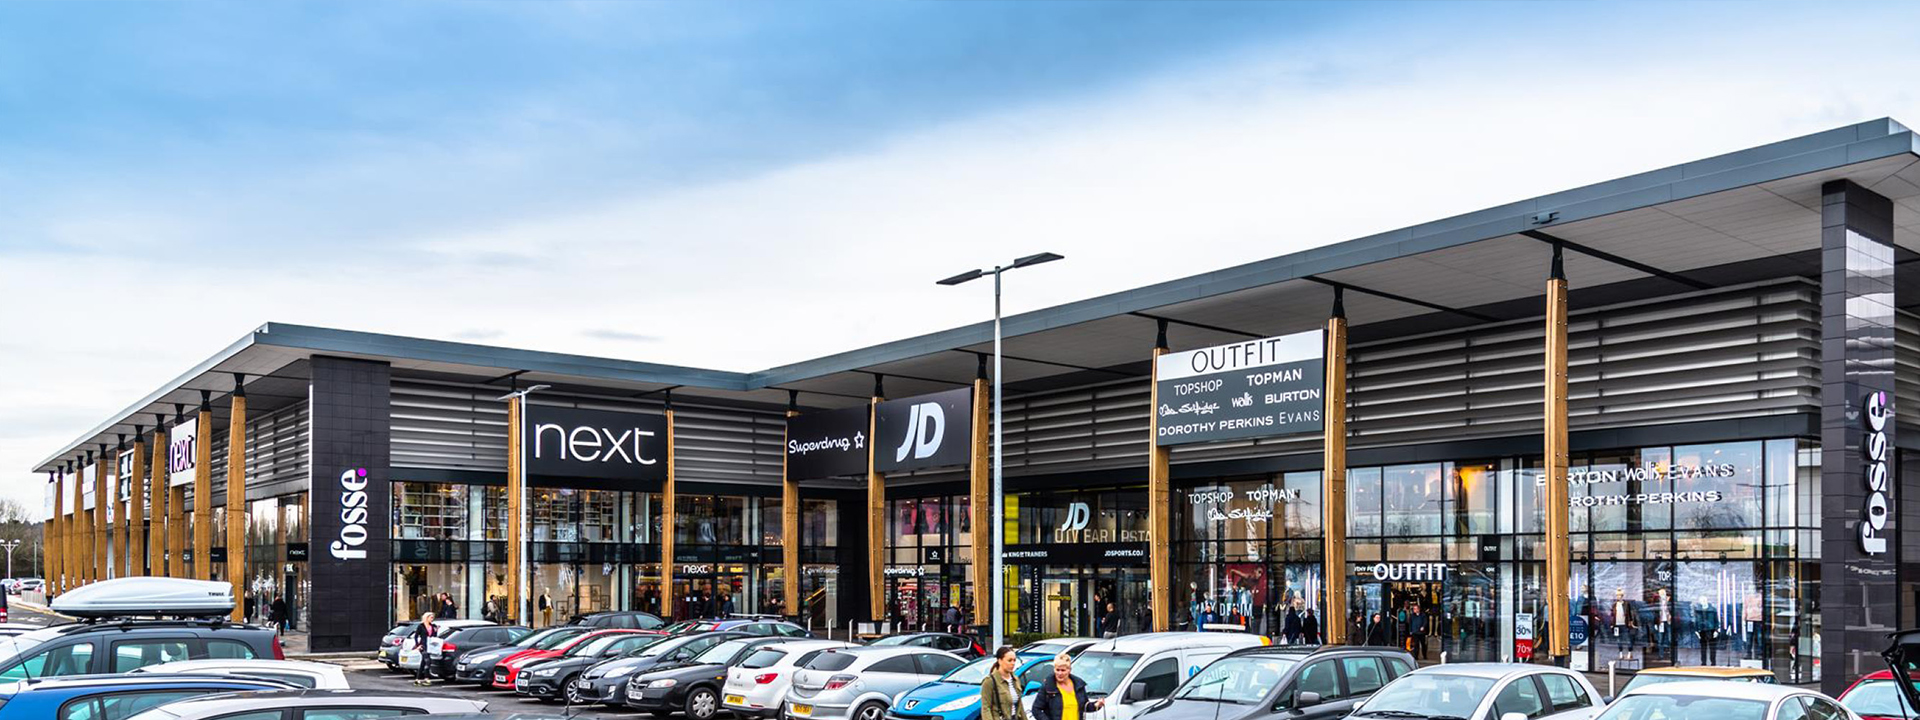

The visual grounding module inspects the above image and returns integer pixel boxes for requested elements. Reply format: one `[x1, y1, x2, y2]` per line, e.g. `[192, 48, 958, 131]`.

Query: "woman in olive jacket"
[1032, 655, 1104, 720]
[981, 646, 1028, 720]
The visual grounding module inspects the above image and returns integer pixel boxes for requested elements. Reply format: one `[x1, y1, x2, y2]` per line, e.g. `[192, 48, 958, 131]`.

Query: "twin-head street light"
[494, 383, 551, 623]
[938, 251, 1065, 651]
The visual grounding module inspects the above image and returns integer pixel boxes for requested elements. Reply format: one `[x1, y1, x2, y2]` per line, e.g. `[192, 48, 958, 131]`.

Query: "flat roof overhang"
[34, 118, 1920, 474]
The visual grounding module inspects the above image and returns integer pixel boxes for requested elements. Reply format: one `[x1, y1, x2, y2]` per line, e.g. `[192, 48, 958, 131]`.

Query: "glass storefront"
[1175, 471, 1323, 639]
[883, 496, 973, 631]
[1006, 486, 1151, 638]
[243, 494, 308, 632]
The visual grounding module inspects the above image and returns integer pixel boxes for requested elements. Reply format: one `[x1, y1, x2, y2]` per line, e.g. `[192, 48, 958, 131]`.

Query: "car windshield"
[1070, 652, 1142, 696]
[638, 637, 696, 657]
[534, 629, 589, 650]
[569, 634, 631, 656]
[513, 629, 564, 648]
[1846, 680, 1915, 717]
[696, 639, 757, 664]
[943, 657, 999, 685]
[871, 635, 916, 646]
[1596, 694, 1770, 720]
[1354, 673, 1495, 720]
[1173, 656, 1299, 704]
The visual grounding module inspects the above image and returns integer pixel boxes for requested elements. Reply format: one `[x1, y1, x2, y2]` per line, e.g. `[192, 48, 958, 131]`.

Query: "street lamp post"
[494, 384, 551, 625]
[0, 540, 18, 579]
[939, 252, 1064, 650]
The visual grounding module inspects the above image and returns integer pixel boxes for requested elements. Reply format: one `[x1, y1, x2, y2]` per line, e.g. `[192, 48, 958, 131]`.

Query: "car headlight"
[931, 697, 979, 713]
[647, 678, 679, 688]
[606, 666, 637, 678]
[533, 667, 560, 677]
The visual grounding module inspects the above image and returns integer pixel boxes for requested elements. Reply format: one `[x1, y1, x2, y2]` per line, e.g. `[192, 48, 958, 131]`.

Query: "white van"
[1024, 632, 1270, 720]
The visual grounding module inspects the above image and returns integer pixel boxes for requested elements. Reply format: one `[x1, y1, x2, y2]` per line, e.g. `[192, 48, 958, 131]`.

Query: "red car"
[1839, 670, 1918, 720]
[491, 629, 643, 690]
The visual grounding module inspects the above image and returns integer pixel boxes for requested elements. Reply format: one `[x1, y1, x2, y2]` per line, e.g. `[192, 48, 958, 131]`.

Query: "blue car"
[887, 653, 1054, 720]
[0, 674, 292, 718]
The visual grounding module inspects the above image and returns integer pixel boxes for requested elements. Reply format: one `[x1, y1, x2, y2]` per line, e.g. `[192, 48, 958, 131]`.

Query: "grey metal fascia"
[32, 328, 260, 473]
[748, 118, 1918, 388]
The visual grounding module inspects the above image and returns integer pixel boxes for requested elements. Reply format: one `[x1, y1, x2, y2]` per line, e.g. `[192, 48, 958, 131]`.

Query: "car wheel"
[687, 687, 720, 720]
[563, 675, 587, 704]
[855, 701, 885, 720]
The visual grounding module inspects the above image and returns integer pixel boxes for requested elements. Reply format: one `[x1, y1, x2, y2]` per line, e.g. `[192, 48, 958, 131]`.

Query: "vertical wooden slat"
[94, 454, 108, 583]
[663, 409, 678, 620]
[227, 392, 248, 620]
[73, 462, 85, 585]
[129, 439, 145, 577]
[1147, 346, 1172, 632]
[194, 407, 213, 581]
[1322, 316, 1349, 644]
[506, 396, 523, 623]
[170, 485, 186, 578]
[970, 377, 991, 631]
[50, 471, 63, 594]
[1544, 274, 1572, 659]
[866, 395, 885, 623]
[148, 425, 167, 578]
[782, 409, 801, 619]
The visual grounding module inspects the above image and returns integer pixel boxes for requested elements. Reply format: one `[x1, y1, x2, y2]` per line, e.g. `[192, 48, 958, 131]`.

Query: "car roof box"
[52, 577, 235, 618]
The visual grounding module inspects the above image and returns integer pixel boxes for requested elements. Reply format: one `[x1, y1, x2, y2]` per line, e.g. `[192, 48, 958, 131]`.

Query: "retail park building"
[32, 118, 1920, 693]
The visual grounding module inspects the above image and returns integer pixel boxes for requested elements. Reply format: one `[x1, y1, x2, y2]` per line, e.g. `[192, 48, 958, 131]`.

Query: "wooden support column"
[865, 381, 885, 623]
[227, 378, 248, 621]
[50, 468, 64, 594]
[1322, 293, 1350, 644]
[194, 395, 213, 581]
[1543, 246, 1572, 660]
[170, 485, 187, 578]
[662, 396, 678, 620]
[148, 415, 167, 578]
[506, 394, 523, 623]
[129, 429, 146, 577]
[782, 392, 801, 619]
[1146, 322, 1173, 632]
[73, 457, 86, 585]
[94, 449, 109, 583]
[969, 363, 992, 631]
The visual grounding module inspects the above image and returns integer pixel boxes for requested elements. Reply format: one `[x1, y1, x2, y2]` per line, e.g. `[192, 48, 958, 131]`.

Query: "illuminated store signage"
[1155, 330, 1324, 446]
[168, 417, 198, 487]
[1365, 562, 1450, 582]
[873, 389, 973, 473]
[786, 405, 871, 480]
[329, 467, 372, 560]
[1051, 500, 1151, 543]
[525, 405, 668, 482]
[1863, 391, 1892, 555]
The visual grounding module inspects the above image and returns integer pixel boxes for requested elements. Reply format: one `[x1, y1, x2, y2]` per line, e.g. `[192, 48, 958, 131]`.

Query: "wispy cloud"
[582, 329, 661, 344]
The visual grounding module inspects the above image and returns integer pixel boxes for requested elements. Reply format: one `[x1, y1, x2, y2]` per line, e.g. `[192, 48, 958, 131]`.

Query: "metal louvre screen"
[390, 380, 508, 471]
[244, 401, 310, 497]
[1896, 310, 1920, 427]
[669, 404, 785, 485]
[996, 279, 1819, 473]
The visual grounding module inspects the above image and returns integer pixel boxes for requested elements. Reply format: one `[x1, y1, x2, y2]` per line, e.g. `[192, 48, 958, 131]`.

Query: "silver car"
[122, 689, 486, 719]
[785, 646, 965, 720]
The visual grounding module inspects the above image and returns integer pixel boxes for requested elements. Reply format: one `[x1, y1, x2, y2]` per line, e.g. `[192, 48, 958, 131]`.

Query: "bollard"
[1440, 651, 1448, 664]
[1608, 662, 1616, 696]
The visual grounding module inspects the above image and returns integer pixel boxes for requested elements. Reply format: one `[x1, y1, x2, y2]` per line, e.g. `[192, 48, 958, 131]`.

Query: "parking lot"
[346, 662, 660, 720]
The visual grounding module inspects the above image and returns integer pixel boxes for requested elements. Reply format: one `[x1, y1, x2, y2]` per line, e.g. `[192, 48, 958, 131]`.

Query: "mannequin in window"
[1611, 588, 1636, 661]
[1693, 596, 1719, 665]
[1651, 588, 1672, 655]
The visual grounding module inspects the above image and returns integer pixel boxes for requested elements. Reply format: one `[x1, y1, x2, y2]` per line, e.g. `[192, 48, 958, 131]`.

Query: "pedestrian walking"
[1031, 653, 1105, 720]
[980, 646, 1027, 720]
[1301, 608, 1321, 645]
[269, 596, 288, 635]
[1364, 612, 1393, 646]
[411, 612, 437, 685]
[439, 592, 457, 620]
[1407, 604, 1430, 660]
[1282, 604, 1303, 645]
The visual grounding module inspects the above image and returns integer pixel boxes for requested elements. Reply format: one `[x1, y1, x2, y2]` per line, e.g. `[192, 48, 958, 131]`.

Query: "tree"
[0, 498, 44, 578]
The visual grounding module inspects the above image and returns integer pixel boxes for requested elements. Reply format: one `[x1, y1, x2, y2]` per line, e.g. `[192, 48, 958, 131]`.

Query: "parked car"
[571, 610, 668, 631]
[617, 635, 791, 719]
[491, 629, 639, 690]
[669, 618, 814, 638]
[397, 619, 496, 674]
[871, 633, 984, 659]
[1598, 681, 1851, 720]
[452, 626, 590, 685]
[14, 579, 41, 594]
[722, 640, 857, 719]
[0, 674, 293, 719]
[580, 630, 753, 707]
[1350, 663, 1602, 720]
[1027, 632, 1271, 720]
[888, 651, 1056, 720]
[377, 621, 422, 667]
[1614, 666, 1777, 699]
[132, 658, 353, 688]
[514, 631, 659, 701]
[1838, 670, 1914, 720]
[1134, 645, 1416, 720]
[427, 624, 532, 679]
[0, 622, 45, 638]
[1017, 637, 1101, 660]
[784, 646, 968, 720]
[121, 688, 488, 719]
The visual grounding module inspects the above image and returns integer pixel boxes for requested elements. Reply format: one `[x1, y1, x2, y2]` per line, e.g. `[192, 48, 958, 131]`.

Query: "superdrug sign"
[525, 405, 669, 482]
[1862, 391, 1892, 555]
[786, 405, 871, 480]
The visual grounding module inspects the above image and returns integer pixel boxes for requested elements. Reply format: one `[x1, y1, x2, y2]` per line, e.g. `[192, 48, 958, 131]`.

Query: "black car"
[615, 635, 790, 719]
[516, 631, 661, 701]
[377, 621, 422, 668]
[429, 625, 533, 679]
[0, 618, 285, 680]
[868, 632, 984, 659]
[571, 610, 668, 630]
[1133, 645, 1416, 720]
[580, 631, 755, 708]
[451, 626, 593, 685]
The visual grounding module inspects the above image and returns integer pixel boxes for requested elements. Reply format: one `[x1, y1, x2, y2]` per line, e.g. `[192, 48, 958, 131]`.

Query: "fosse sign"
[873, 388, 973, 473]
[525, 406, 669, 481]
[1155, 330, 1324, 446]
[329, 467, 373, 560]
[1862, 391, 1893, 555]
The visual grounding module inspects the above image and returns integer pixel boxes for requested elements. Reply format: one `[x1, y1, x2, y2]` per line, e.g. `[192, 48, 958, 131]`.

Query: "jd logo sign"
[1058, 502, 1092, 532]
[874, 388, 973, 473]
[525, 405, 669, 482]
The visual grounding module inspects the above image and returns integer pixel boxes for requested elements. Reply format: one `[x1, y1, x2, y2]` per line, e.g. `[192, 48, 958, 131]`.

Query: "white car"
[1351, 663, 1602, 720]
[1599, 680, 1856, 720]
[396, 619, 496, 673]
[723, 640, 856, 718]
[1027, 632, 1271, 720]
[132, 658, 352, 689]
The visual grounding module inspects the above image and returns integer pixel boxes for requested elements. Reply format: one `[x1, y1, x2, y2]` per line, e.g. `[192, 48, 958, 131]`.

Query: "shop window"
[1380, 463, 1444, 537]
[394, 482, 467, 541]
[1280, 471, 1322, 538]
[1448, 461, 1498, 536]
[580, 490, 619, 542]
[1348, 467, 1382, 537]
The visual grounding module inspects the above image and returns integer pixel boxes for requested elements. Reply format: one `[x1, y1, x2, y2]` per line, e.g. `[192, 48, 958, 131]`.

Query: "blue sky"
[4, 0, 1920, 515]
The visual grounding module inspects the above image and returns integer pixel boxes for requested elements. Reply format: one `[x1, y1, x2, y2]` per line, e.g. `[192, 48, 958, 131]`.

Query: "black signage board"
[873, 388, 973, 473]
[287, 543, 310, 561]
[1154, 330, 1325, 446]
[525, 406, 669, 482]
[1002, 542, 1149, 567]
[786, 406, 871, 480]
[307, 357, 393, 652]
[209, 547, 228, 564]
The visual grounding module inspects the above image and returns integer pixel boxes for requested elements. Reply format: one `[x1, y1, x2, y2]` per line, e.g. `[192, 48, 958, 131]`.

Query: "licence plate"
[793, 705, 814, 716]
[727, 695, 747, 705]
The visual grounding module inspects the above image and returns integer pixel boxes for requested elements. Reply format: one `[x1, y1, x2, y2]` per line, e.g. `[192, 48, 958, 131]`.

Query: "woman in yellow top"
[1032, 654, 1103, 720]
[980, 646, 1027, 720]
